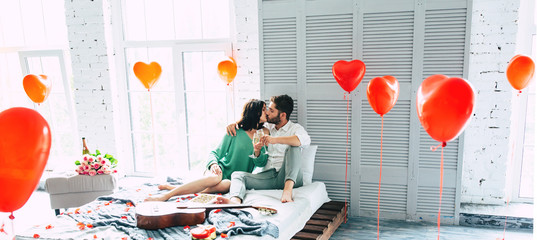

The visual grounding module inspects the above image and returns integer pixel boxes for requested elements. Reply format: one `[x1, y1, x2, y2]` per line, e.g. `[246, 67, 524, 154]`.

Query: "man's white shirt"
[261, 121, 311, 171]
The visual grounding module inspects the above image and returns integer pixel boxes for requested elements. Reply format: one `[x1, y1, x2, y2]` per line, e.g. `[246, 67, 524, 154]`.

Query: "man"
[223, 94, 310, 203]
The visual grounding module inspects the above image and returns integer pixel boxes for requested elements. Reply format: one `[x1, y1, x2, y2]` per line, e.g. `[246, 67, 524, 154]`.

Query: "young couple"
[145, 94, 310, 204]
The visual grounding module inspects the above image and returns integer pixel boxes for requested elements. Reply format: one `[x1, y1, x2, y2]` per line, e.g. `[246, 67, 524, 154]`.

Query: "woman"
[145, 99, 269, 202]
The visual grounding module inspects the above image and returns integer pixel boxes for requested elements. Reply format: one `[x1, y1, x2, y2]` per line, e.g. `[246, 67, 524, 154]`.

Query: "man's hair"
[270, 94, 293, 121]
[237, 99, 265, 131]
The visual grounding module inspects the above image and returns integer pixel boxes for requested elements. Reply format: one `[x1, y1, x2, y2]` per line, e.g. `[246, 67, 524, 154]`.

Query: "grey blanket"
[64, 180, 278, 239]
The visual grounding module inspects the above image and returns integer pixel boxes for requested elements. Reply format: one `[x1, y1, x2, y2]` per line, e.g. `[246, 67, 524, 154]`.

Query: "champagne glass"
[249, 130, 262, 158]
[256, 129, 268, 155]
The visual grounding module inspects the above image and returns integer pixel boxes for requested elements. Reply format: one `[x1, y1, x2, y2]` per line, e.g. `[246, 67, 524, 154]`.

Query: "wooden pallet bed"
[291, 201, 347, 240]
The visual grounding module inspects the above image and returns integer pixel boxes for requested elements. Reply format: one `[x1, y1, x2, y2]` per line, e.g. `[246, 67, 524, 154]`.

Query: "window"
[19, 51, 78, 171]
[122, 0, 230, 41]
[0, 0, 76, 172]
[115, 0, 233, 176]
[512, 0, 536, 202]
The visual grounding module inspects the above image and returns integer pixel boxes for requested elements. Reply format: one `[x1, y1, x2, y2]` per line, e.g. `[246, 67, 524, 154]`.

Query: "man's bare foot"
[144, 195, 169, 202]
[280, 189, 293, 203]
[214, 196, 242, 204]
[158, 184, 175, 190]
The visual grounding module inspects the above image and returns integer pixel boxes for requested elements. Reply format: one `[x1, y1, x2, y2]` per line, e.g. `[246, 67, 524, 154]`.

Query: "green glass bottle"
[82, 137, 90, 155]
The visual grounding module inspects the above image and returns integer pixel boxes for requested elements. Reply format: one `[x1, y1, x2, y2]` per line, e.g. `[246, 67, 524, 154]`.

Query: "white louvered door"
[414, 2, 469, 224]
[304, 0, 355, 202]
[357, 1, 415, 220]
[261, 0, 355, 203]
[259, 0, 471, 222]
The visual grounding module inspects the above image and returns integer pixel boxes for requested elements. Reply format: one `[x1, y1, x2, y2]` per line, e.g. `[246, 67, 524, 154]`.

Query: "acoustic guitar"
[136, 202, 277, 230]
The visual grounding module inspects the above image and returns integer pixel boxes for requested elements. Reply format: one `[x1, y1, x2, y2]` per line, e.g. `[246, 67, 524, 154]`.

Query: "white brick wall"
[65, 0, 118, 154]
[232, 0, 261, 117]
[461, 0, 521, 204]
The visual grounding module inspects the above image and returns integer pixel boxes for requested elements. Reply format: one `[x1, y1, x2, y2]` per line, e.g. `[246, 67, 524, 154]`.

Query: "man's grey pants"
[229, 146, 304, 201]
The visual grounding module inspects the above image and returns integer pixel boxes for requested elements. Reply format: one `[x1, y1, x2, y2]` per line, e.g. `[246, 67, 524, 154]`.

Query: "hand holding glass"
[250, 131, 262, 158]
[256, 129, 268, 155]
[250, 130, 267, 158]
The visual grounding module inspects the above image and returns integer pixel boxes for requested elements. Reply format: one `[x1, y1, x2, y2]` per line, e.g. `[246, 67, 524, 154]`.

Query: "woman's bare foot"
[144, 195, 170, 202]
[214, 196, 242, 204]
[280, 189, 294, 203]
[158, 184, 175, 190]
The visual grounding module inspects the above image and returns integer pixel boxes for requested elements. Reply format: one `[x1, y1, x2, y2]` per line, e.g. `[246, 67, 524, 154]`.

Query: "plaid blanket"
[54, 179, 278, 239]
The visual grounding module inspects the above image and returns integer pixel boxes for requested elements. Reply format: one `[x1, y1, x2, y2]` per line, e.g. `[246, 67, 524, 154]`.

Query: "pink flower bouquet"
[75, 150, 117, 176]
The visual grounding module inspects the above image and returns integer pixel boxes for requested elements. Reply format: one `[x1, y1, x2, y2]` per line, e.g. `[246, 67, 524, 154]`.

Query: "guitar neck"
[181, 204, 254, 210]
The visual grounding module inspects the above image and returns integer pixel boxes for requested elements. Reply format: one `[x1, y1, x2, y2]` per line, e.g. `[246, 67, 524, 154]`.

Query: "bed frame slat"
[292, 201, 347, 240]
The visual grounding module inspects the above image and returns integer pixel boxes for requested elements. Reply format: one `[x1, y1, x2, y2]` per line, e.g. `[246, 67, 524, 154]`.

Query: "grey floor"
[331, 217, 533, 240]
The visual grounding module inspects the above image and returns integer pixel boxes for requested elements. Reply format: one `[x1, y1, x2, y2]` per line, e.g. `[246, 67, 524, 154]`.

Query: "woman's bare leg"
[201, 179, 231, 194]
[145, 174, 222, 202]
[158, 184, 175, 190]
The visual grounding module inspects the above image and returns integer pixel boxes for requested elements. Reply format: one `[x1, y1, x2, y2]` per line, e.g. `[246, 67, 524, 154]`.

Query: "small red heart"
[133, 62, 162, 90]
[332, 60, 366, 93]
[416, 75, 475, 143]
[506, 54, 535, 91]
[23, 74, 51, 104]
[367, 76, 399, 116]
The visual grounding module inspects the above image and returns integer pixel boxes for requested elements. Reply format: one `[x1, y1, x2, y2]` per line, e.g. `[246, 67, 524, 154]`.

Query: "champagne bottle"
[82, 137, 90, 155]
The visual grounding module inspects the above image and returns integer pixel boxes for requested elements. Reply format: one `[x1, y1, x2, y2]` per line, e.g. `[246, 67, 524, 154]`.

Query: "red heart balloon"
[506, 54, 535, 91]
[133, 62, 162, 90]
[217, 57, 237, 85]
[367, 76, 399, 116]
[0, 107, 51, 212]
[23, 74, 51, 104]
[416, 75, 475, 143]
[332, 60, 366, 93]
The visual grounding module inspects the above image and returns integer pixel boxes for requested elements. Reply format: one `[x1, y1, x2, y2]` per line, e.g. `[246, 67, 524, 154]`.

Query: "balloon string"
[502, 110, 519, 240]
[430, 143, 441, 151]
[344, 92, 349, 223]
[502, 144, 514, 240]
[377, 116, 384, 240]
[437, 146, 444, 240]
[10, 212, 14, 238]
[149, 90, 158, 175]
[229, 83, 235, 122]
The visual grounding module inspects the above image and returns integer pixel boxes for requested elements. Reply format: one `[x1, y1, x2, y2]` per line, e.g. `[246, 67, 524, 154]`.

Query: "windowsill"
[460, 202, 534, 219]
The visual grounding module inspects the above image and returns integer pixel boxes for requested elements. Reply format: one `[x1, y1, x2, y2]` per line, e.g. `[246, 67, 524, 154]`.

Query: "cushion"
[45, 174, 117, 194]
[301, 145, 317, 185]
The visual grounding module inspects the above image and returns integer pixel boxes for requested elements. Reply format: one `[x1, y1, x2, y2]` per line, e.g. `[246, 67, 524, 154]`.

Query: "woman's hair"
[237, 99, 265, 131]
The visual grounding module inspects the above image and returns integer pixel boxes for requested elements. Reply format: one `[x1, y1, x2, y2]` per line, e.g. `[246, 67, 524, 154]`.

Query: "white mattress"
[15, 182, 330, 240]
[232, 181, 331, 239]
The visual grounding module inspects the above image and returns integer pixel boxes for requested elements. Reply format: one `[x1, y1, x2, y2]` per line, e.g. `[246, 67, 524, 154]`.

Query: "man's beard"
[267, 115, 280, 125]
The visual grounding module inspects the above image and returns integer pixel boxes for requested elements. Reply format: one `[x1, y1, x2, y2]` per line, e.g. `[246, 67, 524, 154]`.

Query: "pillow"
[301, 145, 317, 185]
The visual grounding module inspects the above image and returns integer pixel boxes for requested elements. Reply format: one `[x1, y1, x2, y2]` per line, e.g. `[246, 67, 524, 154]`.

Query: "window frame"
[17, 49, 79, 172]
[510, 0, 536, 203]
[111, 0, 234, 177]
